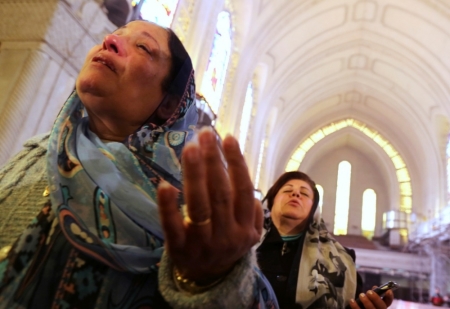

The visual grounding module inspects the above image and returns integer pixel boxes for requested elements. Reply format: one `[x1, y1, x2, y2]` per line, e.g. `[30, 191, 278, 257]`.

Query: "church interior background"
[1, 0, 450, 307]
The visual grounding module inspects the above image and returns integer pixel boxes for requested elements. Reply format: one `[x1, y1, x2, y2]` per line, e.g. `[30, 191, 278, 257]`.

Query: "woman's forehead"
[282, 179, 312, 190]
[116, 21, 169, 48]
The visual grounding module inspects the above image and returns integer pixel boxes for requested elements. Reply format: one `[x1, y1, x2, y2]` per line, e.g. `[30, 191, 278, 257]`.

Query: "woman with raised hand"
[257, 171, 394, 309]
[0, 20, 277, 308]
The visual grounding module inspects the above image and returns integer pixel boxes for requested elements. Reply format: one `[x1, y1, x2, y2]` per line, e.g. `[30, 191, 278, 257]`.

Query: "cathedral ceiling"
[226, 0, 450, 212]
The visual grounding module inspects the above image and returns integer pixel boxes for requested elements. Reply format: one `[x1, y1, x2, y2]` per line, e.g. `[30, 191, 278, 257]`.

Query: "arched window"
[254, 139, 265, 189]
[316, 184, 324, 214]
[200, 11, 232, 114]
[238, 82, 253, 151]
[334, 161, 351, 235]
[134, 0, 179, 27]
[362, 189, 377, 239]
[447, 134, 450, 204]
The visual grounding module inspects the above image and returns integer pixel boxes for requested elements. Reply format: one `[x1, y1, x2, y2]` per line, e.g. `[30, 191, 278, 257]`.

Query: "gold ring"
[184, 216, 211, 226]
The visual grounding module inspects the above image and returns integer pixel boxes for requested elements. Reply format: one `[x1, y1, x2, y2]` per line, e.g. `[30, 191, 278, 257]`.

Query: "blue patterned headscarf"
[46, 57, 197, 273]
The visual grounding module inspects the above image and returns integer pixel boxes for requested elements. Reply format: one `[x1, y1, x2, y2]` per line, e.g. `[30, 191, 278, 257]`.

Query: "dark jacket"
[257, 226, 363, 309]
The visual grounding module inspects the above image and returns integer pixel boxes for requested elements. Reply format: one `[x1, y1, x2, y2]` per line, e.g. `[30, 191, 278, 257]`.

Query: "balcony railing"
[409, 206, 450, 242]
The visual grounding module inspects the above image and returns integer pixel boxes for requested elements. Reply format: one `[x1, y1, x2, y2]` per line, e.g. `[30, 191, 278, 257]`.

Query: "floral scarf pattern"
[0, 58, 197, 308]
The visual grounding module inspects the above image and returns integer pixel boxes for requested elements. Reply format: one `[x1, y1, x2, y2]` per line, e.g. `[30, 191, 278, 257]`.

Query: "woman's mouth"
[92, 56, 116, 72]
[288, 199, 300, 206]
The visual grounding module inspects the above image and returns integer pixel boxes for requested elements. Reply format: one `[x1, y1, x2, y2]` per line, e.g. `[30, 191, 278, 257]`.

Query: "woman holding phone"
[256, 171, 395, 309]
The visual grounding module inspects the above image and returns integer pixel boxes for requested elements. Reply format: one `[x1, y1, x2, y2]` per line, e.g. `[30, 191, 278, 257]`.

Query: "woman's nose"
[290, 191, 300, 198]
[102, 34, 125, 56]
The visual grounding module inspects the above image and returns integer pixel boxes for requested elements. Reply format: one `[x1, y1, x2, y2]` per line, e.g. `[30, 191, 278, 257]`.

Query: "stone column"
[0, 0, 115, 165]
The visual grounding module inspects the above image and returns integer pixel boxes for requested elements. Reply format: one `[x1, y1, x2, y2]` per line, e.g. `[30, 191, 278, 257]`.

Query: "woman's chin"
[77, 79, 103, 96]
[76, 71, 116, 96]
[280, 211, 306, 222]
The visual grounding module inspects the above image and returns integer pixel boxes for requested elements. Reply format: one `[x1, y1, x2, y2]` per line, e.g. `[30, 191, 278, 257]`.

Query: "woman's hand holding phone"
[347, 281, 397, 309]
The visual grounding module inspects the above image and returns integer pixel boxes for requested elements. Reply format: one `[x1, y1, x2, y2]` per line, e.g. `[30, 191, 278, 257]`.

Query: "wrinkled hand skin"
[157, 128, 263, 285]
[348, 287, 394, 309]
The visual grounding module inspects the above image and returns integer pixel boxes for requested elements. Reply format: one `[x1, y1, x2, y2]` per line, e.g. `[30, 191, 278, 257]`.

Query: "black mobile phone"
[347, 281, 399, 309]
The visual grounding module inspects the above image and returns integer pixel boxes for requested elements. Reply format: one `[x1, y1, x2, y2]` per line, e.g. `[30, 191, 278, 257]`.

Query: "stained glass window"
[254, 139, 265, 189]
[334, 161, 351, 235]
[447, 134, 450, 204]
[238, 82, 253, 151]
[133, 0, 179, 27]
[200, 11, 232, 114]
[316, 184, 324, 214]
[362, 189, 377, 239]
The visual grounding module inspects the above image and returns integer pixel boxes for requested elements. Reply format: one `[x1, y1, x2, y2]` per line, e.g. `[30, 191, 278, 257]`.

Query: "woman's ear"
[156, 94, 179, 121]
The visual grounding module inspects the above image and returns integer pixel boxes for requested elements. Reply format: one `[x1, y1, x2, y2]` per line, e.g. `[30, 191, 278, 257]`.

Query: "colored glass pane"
[254, 139, 265, 189]
[447, 135, 450, 202]
[138, 0, 179, 27]
[200, 11, 232, 114]
[239, 82, 253, 151]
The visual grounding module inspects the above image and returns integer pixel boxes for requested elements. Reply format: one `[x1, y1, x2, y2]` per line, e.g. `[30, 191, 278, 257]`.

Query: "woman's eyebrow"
[282, 184, 311, 192]
[140, 31, 161, 50]
[112, 26, 161, 51]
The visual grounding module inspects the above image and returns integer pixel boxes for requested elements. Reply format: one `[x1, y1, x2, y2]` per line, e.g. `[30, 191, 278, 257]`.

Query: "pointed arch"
[285, 118, 412, 213]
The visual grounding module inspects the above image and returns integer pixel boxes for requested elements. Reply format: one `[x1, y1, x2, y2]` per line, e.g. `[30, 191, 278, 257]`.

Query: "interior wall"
[0, 0, 114, 166]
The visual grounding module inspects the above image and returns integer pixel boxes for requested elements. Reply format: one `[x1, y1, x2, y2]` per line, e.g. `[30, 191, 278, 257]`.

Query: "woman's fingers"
[198, 129, 233, 233]
[162, 129, 262, 282]
[222, 134, 255, 226]
[367, 285, 393, 308]
[348, 286, 393, 309]
[357, 293, 376, 309]
[383, 290, 394, 307]
[182, 142, 212, 238]
[347, 299, 359, 309]
[157, 181, 185, 254]
[361, 290, 388, 309]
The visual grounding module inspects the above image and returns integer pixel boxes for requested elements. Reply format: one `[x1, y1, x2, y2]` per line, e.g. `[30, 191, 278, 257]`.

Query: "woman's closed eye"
[137, 44, 153, 57]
